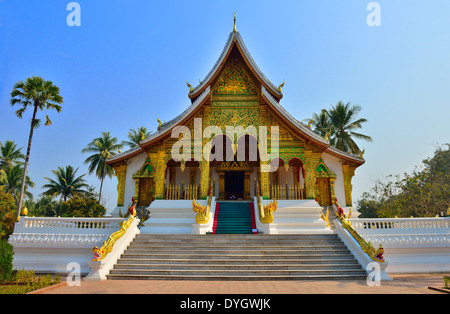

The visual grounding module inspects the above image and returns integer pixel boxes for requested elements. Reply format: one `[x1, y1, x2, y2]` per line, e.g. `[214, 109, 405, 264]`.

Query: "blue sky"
[1, 1, 449, 212]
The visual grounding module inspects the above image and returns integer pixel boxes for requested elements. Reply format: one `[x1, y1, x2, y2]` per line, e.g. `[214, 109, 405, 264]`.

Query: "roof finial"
[233, 12, 237, 33]
[277, 80, 285, 92]
[186, 80, 193, 93]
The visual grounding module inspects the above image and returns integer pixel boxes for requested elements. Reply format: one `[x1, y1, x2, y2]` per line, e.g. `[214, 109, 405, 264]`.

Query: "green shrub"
[0, 190, 17, 239]
[0, 270, 61, 294]
[62, 195, 106, 217]
[0, 239, 13, 282]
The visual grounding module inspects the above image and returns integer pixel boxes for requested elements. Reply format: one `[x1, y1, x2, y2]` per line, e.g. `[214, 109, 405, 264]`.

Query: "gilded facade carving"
[212, 56, 258, 96]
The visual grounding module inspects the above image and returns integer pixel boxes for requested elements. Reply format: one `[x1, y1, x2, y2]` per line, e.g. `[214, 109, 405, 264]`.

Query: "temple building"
[106, 20, 365, 226]
[10, 18, 449, 282]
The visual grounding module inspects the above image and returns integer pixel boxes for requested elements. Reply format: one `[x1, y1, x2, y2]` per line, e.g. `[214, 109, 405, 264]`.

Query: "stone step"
[116, 257, 359, 265]
[134, 234, 340, 241]
[120, 252, 355, 260]
[131, 237, 343, 244]
[107, 273, 368, 281]
[130, 241, 345, 248]
[127, 244, 348, 250]
[124, 247, 350, 254]
[108, 269, 367, 277]
[113, 263, 361, 271]
[106, 233, 366, 281]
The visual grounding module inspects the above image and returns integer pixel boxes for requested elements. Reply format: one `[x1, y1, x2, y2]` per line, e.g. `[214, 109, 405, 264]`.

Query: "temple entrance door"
[138, 178, 154, 207]
[315, 178, 331, 206]
[225, 171, 244, 200]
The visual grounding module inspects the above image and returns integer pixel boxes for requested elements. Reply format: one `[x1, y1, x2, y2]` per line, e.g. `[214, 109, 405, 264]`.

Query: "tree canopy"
[357, 144, 450, 218]
[81, 131, 123, 203]
[41, 165, 89, 202]
[122, 126, 152, 149]
[305, 101, 372, 155]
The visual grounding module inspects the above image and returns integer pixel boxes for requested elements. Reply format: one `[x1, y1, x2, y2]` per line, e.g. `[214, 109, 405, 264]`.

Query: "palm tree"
[41, 165, 90, 202]
[0, 164, 35, 202]
[303, 109, 333, 138]
[326, 101, 372, 154]
[0, 140, 25, 170]
[10, 76, 63, 220]
[122, 126, 152, 149]
[81, 132, 123, 203]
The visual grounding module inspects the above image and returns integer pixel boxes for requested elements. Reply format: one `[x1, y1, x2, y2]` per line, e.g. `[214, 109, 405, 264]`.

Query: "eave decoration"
[132, 157, 155, 179]
[315, 159, 336, 179]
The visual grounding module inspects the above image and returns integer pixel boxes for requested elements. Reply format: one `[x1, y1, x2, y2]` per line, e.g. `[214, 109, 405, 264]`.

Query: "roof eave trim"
[107, 87, 210, 164]
[261, 86, 329, 147]
[188, 32, 282, 100]
[324, 146, 365, 165]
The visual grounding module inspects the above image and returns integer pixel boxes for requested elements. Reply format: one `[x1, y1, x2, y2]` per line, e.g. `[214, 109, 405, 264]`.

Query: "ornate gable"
[212, 55, 258, 97]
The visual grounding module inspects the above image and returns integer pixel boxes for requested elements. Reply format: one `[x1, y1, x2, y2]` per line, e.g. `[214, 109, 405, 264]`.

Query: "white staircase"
[139, 200, 203, 234]
[107, 234, 367, 281]
[263, 199, 333, 234]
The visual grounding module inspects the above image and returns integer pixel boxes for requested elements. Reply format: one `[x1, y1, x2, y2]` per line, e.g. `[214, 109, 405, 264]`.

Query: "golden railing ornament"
[320, 207, 330, 228]
[255, 179, 277, 224]
[192, 179, 213, 224]
[335, 201, 385, 263]
[192, 199, 208, 224]
[92, 204, 137, 262]
[261, 200, 277, 224]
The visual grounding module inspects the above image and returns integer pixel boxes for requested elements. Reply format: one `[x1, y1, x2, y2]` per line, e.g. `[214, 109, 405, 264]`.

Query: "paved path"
[42, 273, 446, 294]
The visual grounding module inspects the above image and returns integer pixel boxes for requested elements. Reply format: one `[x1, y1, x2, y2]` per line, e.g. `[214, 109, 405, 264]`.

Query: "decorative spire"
[233, 12, 237, 33]
[186, 80, 193, 92]
[157, 116, 162, 129]
[277, 80, 285, 92]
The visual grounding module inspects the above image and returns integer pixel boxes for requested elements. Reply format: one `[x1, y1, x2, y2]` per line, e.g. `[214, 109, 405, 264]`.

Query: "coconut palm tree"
[326, 101, 372, 154]
[10, 76, 63, 220]
[0, 165, 35, 202]
[81, 132, 123, 203]
[0, 140, 25, 170]
[41, 165, 90, 202]
[303, 109, 333, 138]
[122, 126, 152, 149]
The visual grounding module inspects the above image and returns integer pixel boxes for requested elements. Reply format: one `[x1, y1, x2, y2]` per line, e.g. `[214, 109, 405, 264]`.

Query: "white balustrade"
[8, 216, 137, 276]
[351, 218, 450, 231]
[18, 217, 123, 234]
[347, 217, 450, 273]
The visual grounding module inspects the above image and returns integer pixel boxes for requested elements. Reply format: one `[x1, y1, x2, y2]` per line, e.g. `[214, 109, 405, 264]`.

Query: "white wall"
[321, 153, 346, 206]
[123, 152, 147, 208]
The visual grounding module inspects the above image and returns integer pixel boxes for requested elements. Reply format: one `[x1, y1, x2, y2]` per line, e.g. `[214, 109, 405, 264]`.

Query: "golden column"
[330, 177, 336, 204]
[259, 160, 270, 199]
[199, 160, 210, 199]
[244, 172, 250, 199]
[218, 172, 225, 199]
[113, 164, 127, 207]
[342, 163, 357, 206]
[304, 150, 321, 199]
[199, 106, 211, 199]
[133, 178, 140, 203]
[154, 147, 167, 199]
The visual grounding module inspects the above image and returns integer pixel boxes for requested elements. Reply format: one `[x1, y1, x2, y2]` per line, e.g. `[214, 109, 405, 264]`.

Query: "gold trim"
[335, 202, 385, 263]
[193, 178, 214, 224]
[92, 205, 137, 261]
